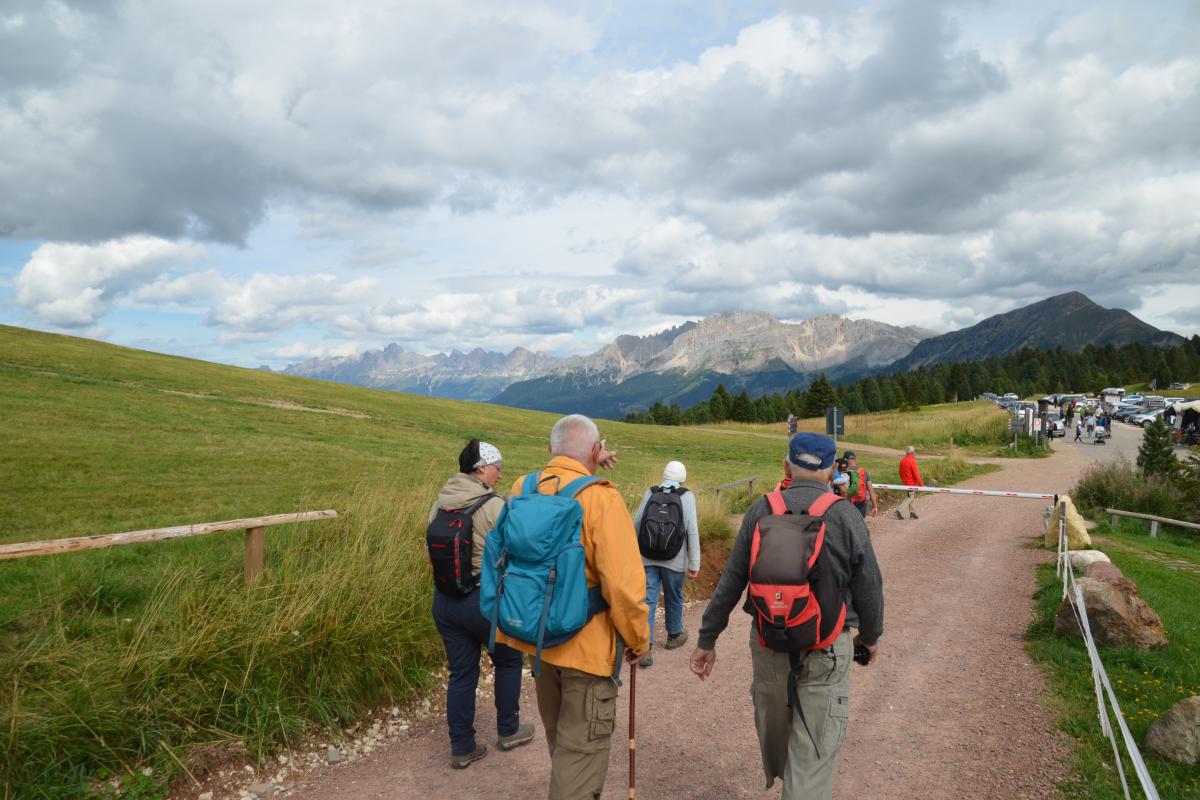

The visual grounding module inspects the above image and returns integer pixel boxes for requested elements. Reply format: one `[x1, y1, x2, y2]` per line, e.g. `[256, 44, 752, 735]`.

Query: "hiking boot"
[664, 630, 689, 650]
[639, 646, 654, 668]
[450, 745, 487, 769]
[909, 512, 919, 520]
[497, 723, 535, 752]
[893, 510, 903, 520]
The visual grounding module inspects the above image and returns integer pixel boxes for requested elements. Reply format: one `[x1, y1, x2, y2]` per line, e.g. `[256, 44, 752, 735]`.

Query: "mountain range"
[283, 293, 1182, 418]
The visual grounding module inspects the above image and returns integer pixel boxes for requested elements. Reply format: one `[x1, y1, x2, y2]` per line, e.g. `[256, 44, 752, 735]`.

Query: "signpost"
[825, 406, 844, 448]
[787, 414, 798, 436]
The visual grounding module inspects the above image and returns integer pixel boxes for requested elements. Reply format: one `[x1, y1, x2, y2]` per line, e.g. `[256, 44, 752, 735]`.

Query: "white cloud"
[14, 236, 204, 327]
[134, 270, 232, 305]
[208, 273, 379, 335]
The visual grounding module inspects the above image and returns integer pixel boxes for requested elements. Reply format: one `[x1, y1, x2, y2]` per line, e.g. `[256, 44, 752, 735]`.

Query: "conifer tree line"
[622, 336, 1200, 426]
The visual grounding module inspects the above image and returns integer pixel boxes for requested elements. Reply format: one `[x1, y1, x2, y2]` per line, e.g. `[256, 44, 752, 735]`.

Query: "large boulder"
[1044, 496, 1092, 550]
[1084, 561, 1123, 583]
[1054, 576, 1167, 650]
[1145, 696, 1200, 765]
[1066, 550, 1111, 574]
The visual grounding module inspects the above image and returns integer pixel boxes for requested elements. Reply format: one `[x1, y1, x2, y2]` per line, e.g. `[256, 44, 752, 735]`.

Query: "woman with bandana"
[428, 439, 536, 768]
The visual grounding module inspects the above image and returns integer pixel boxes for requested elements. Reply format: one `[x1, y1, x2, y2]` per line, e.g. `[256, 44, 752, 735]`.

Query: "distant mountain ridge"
[889, 292, 1184, 371]
[284, 311, 935, 411]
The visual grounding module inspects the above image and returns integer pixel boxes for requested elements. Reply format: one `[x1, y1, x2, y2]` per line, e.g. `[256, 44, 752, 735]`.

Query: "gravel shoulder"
[271, 438, 1130, 800]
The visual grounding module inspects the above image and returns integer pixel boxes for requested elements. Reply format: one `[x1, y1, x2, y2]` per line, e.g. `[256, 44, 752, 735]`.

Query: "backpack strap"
[521, 471, 541, 496]
[765, 489, 788, 515]
[463, 493, 496, 518]
[805, 491, 842, 517]
[559, 475, 602, 498]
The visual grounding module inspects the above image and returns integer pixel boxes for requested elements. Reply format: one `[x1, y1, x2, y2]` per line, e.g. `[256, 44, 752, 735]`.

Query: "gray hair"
[905, 445, 916, 454]
[550, 414, 600, 461]
[787, 457, 833, 481]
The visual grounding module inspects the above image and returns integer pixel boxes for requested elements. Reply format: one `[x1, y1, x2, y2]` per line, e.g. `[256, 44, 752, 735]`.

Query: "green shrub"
[1073, 456, 1192, 523]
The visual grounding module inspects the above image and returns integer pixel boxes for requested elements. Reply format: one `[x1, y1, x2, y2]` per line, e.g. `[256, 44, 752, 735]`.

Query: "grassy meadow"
[0, 324, 995, 797]
[1027, 519, 1200, 798]
[700, 399, 1010, 455]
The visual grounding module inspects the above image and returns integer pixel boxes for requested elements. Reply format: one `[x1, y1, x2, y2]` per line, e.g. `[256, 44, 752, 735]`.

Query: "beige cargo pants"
[750, 628, 853, 800]
[533, 664, 619, 800]
[898, 491, 918, 517]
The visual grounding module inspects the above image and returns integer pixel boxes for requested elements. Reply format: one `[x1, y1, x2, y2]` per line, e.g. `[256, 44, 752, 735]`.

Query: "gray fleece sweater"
[697, 478, 884, 650]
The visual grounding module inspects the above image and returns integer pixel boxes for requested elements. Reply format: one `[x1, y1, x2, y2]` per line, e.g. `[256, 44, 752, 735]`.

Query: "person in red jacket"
[896, 445, 925, 520]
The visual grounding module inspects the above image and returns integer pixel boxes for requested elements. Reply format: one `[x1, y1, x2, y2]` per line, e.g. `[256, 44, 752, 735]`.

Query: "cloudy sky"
[2, 0, 1198, 367]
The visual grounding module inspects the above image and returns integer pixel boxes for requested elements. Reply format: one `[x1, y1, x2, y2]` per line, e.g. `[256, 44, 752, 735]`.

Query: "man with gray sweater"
[689, 433, 884, 800]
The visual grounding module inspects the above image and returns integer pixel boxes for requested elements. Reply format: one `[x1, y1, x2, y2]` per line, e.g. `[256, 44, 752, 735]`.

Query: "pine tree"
[709, 384, 730, 421]
[730, 390, 753, 422]
[1137, 418, 1179, 478]
[846, 385, 867, 414]
[862, 378, 883, 412]
[803, 374, 837, 417]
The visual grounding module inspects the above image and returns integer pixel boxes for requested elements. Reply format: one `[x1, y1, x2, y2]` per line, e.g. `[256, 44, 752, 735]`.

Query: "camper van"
[1100, 387, 1126, 404]
[1144, 395, 1166, 409]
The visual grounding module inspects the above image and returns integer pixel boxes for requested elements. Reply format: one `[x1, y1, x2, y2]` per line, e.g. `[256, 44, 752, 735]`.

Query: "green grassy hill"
[0, 325, 994, 797]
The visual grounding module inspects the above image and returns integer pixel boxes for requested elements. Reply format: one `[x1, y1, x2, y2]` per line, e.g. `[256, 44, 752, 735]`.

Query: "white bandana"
[473, 442, 503, 470]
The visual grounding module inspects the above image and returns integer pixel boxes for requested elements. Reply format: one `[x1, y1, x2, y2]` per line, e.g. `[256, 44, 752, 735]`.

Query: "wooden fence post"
[747, 478, 756, 496]
[1110, 512, 1118, 528]
[1149, 520, 1158, 538]
[244, 526, 266, 585]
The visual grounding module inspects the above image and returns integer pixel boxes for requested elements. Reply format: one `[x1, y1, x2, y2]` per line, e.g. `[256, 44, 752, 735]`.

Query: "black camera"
[853, 645, 873, 666]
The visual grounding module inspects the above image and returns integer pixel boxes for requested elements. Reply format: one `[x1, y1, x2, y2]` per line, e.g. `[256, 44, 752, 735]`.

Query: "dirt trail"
[281, 440, 1128, 800]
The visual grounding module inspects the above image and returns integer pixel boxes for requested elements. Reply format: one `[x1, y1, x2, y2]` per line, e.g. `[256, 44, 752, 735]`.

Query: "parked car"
[1130, 409, 1166, 427]
[1113, 406, 1145, 422]
[1144, 395, 1166, 409]
[1165, 397, 1184, 405]
[1002, 392, 1019, 401]
[1043, 413, 1065, 437]
[1170, 382, 1187, 390]
[1124, 393, 1146, 405]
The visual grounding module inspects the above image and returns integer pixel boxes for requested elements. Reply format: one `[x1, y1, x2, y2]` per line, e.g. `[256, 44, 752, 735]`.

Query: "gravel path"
[278, 436, 1136, 800]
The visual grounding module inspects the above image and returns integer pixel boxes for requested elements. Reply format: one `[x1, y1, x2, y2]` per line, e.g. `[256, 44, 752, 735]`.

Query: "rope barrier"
[1057, 506, 1161, 800]
[872, 484, 1056, 500]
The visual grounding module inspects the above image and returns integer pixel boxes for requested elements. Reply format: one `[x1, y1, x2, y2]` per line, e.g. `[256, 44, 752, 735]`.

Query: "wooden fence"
[1107, 508, 1200, 538]
[0, 510, 338, 584]
[700, 476, 758, 501]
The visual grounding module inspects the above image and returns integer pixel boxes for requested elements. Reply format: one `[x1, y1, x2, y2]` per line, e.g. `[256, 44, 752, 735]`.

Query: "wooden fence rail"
[1106, 508, 1200, 538]
[700, 476, 758, 501]
[0, 510, 338, 584]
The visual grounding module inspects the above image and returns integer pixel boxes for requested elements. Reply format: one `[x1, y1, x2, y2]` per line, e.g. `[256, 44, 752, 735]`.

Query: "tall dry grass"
[1, 479, 444, 798]
[791, 401, 1009, 451]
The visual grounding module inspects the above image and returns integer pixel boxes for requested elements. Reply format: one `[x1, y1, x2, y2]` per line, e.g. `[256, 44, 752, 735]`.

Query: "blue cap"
[788, 432, 837, 470]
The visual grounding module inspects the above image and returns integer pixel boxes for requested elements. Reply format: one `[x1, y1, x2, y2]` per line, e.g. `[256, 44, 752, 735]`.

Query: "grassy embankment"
[1027, 518, 1200, 798]
[0, 325, 1000, 797]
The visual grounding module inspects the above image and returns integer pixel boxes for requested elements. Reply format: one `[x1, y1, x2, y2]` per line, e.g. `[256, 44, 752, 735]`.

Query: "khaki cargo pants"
[750, 628, 853, 800]
[533, 664, 619, 800]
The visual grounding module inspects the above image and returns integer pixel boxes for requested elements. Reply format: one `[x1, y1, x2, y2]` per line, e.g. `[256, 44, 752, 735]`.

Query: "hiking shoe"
[893, 510, 903, 520]
[664, 630, 689, 650]
[909, 513, 919, 520]
[497, 723, 535, 752]
[450, 745, 487, 769]
[639, 646, 654, 668]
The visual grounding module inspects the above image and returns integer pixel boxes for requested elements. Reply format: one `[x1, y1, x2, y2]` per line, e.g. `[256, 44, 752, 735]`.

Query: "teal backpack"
[481, 472, 608, 675]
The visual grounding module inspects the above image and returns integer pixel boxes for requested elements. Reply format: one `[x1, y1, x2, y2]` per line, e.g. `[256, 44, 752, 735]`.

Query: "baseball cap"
[788, 432, 836, 470]
[842, 450, 856, 460]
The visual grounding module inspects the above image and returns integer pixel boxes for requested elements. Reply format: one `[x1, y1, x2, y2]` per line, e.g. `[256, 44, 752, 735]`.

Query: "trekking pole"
[629, 661, 637, 799]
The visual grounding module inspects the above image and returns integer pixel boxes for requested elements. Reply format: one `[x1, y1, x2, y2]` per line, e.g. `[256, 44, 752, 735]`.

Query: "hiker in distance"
[896, 445, 925, 520]
[484, 414, 650, 800]
[631, 460, 701, 667]
[426, 440, 535, 769]
[688, 432, 884, 800]
[843, 450, 879, 518]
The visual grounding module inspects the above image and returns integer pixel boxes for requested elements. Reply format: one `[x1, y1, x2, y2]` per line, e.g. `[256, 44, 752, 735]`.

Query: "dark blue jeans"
[644, 565, 685, 646]
[432, 589, 524, 755]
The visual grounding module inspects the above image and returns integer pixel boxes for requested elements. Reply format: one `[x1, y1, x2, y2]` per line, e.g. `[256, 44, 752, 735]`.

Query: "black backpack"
[637, 486, 688, 561]
[426, 494, 495, 596]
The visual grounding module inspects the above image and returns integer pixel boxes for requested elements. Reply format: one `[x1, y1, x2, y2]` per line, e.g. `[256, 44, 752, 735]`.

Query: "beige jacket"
[427, 473, 504, 578]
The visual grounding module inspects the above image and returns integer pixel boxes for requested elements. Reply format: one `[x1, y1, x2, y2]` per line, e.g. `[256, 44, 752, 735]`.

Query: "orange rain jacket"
[495, 456, 651, 677]
[899, 453, 926, 487]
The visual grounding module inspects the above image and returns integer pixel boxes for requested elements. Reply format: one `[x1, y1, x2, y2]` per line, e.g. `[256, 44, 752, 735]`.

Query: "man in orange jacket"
[498, 414, 651, 800]
[896, 445, 925, 520]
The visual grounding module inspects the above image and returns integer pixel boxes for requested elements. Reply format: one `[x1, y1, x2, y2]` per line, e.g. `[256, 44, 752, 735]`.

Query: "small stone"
[141, 767, 154, 777]
[248, 781, 276, 798]
[390, 706, 400, 717]
[278, 755, 288, 765]
[198, 793, 213, 800]
[326, 747, 343, 764]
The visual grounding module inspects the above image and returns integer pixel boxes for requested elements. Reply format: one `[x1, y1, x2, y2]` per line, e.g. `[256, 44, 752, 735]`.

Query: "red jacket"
[899, 453, 925, 487]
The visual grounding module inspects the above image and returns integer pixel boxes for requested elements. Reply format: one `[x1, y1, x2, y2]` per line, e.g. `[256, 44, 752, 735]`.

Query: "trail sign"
[787, 414, 798, 436]
[825, 407, 845, 437]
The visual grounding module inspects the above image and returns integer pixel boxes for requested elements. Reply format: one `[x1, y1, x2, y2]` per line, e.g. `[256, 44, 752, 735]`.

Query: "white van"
[1100, 387, 1126, 404]
[1144, 395, 1166, 409]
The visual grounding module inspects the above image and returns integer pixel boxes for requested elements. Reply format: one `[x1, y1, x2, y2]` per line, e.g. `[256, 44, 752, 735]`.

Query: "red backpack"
[748, 490, 848, 755]
[851, 467, 869, 504]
